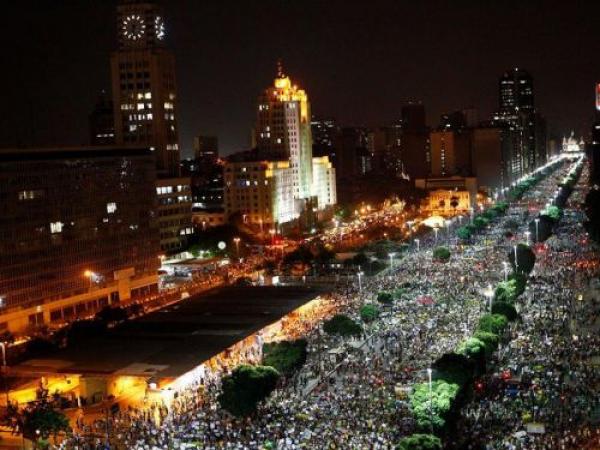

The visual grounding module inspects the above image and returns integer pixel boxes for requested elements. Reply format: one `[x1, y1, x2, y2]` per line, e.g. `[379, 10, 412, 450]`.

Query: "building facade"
[0, 147, 160, 333]
[224, 66, 336, 230]
[110, 0, 191, 252]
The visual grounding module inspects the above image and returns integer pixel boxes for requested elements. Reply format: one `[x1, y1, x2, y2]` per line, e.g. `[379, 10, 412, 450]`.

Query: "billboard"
[596, 83, 600, 111]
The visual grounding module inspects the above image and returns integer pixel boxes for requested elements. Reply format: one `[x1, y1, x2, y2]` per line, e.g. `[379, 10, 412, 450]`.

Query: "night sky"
[1, 0, 599, 157]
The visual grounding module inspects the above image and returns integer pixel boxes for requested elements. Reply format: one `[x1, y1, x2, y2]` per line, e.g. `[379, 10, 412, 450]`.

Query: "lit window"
[106, 202, 117, 214]
[50, 222, 63, 234]
[144, 92, 152, 99]
[137, 103, 145, 110]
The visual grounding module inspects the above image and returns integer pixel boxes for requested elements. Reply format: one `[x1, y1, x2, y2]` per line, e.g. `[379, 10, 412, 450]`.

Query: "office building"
[89, 91, 115, 145]
[0, 147, 160, 334]
[110, 0, 191, 252]
[311, 116, 338, 160]
[429, 130, 472, 177]
[193, 135, 219, 165]
[224, 66, 336, 230]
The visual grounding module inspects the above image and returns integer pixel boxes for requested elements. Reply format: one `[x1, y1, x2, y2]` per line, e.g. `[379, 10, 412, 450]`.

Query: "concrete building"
[429, 130, 472, 177]
[89, 91, 115, 146]
[224, 65, 336, 230]
[0, 147, 160, 334]
[110, 0, 191, 252]
[471, 126, 518, 191]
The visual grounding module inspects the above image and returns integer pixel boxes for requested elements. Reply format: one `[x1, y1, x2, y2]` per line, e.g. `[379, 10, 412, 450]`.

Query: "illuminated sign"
[596, 83, 600, 111]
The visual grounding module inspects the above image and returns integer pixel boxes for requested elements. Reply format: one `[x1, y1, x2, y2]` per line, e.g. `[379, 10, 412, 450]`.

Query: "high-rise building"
[255, 63, 313, 201]
[110, 0, 191, 252]
[193, 135, 219, 165]
[89, 91, 115, 146]
[429, 130, 472, 177]
[471, 125, 518, 191]
[493, 68, 545, 176]
[311, 116, 338, 159]
[401, 103, 426, 132]
[499, 68, 534, 114]
[0, 147, 160, 333]
[224, 65, 336, 230]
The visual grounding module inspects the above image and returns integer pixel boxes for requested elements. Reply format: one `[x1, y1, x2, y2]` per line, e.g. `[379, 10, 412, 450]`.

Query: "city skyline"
[1, 0, 599, 156]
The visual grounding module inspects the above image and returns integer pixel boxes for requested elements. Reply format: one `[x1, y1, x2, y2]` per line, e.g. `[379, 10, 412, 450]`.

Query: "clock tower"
[110, 0, 192, 253]
[110, 0, 180, 177]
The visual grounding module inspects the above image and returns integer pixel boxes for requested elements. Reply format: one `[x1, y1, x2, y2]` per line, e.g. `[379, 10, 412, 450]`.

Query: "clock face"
[155, 16, 165, 40]
[122, 14, 146, 41]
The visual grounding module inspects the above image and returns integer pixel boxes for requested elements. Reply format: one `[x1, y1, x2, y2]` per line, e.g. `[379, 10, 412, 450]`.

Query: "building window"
[106, 202, 117, 214]
[50, 221, 63, 234]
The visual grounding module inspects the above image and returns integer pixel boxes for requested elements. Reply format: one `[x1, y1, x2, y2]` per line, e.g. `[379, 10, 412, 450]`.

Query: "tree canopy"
[218, 365, 280, 417]
[262, 340, 307, 375]
[397, 433, 443, 450]
[323, 314, 363, 337]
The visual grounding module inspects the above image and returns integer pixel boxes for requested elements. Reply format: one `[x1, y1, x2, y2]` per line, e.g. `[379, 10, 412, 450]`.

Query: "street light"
[502, 261, 509, 281]
[233, 237, 241, 257]
[513, 245, 519, 273]
[83, 270, 95, 290]
[357, 271, 364, 291]
[427, 367, 433, 434]
[524, 231, 531, 246]
[433, 227, 439, 244]
[269, 228, 276, 245]
[535, 218, 540, 243]
[388, 252, 397, 270]
[414, 238, 420, 252]
[484, 284, 494, 311]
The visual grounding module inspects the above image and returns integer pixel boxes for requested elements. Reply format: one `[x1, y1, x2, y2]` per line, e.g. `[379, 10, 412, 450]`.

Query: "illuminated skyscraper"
[256, 62, 313, 201]
[224, 64, 336, 230]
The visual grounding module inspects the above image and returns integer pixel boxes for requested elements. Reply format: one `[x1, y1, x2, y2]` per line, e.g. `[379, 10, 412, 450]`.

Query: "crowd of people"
[54, 158, 599, 450]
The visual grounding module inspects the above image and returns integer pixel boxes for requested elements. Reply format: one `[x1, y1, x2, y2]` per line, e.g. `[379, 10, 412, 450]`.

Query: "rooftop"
[14, 286, 327, 380]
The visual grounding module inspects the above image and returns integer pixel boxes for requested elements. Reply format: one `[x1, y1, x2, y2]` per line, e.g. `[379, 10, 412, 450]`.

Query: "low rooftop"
[14, 286, 326, 380]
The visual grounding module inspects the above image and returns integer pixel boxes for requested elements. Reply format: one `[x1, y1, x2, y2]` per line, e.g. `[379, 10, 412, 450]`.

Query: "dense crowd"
[55, 158, 599, 450]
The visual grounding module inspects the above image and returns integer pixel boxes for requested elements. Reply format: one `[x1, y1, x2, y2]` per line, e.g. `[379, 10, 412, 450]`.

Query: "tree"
[472, 330, 500, 356]
[409, 380, 460, 431]
[457, 337, 486, 359]
[494, 281, 518, 304]
[377, 292, 394, 305]
[359, 304, 379, 323]
[323, 314, 363, 337]
[432, 352, 475, 387]
[508, 243, 536, 274]
[398, 434, 443, 450]
[262, 340, 307, 375]
[432, 247, 451, 262]
[491, 301, 518, 322]
[507, 272, 527, 297]
[473, 216, 489, 230]
[477, 314, 508, 335]
[529, 215, 554, 242]
[22, 402, 70, 440]
[456, 226, 471, 241]
[351, 252, 369, 267]
[218, 365, 280, 416]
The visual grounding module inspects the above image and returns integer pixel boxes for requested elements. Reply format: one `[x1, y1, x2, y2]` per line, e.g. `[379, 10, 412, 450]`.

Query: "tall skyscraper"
[110, 0, 191, 252]
[111, 0, 180, 177]
[256, 62, 313, 201]
[493, 68, 545, 176]
[499, 68, 534, 113]
[193, 135, 219, 164]
[224, 65, 336, 231]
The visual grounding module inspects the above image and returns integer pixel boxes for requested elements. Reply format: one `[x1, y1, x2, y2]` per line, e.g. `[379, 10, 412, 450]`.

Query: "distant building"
[0, 146, 160, 333]
[492, 68, 545, 176]
[109, 0, 191, 252]
[429, 130, 472, 177]
[311, 116, 338, 160]
[415, 176, 478, 216]
[193, 135, 219, 165]
[401, 103, 427, 132]
[89, 91, 115, 145]
[224, 65, 336, 231]
[471, 126, 518, 191]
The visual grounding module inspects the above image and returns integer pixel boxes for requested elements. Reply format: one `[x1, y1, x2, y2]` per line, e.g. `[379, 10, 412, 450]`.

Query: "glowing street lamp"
[357, 271, 364, 291]
[534, 218, 540, 242]
[83, 270, 95, 290]
[433, 227, 439, 244]
[233, 237, 241, 257]
[414, 238, 420, 252]
[269, 228, 276, 245]
[524, 231, 531, 246]
[502, 261, 509, 281]
[484, 284, 494, 311]
[388, 252, 397, 270]
[513, 245, 519, 273]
